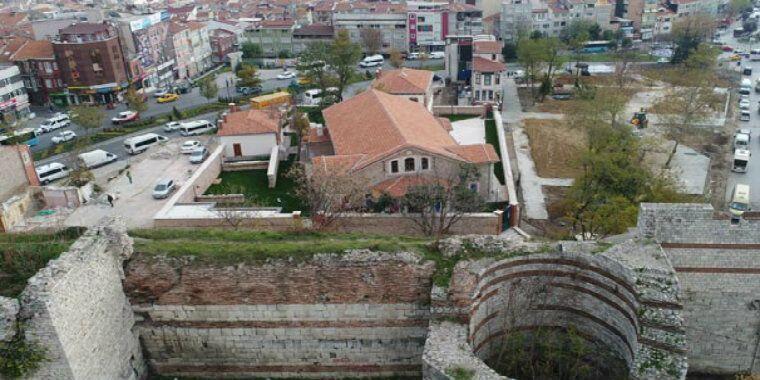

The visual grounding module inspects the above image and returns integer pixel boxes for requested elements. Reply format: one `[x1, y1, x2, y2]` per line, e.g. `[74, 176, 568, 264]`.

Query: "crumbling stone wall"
[124, 251, 435, 378]
[0, 219, 145, 380]
[639, 203, 760, 374]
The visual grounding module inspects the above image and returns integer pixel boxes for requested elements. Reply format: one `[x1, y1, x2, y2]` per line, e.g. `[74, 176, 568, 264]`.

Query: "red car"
[722, 45, 734, 52]
[111, 111, 140, 125]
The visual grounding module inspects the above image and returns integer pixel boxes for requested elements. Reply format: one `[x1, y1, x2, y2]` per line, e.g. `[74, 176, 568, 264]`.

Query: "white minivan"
[124, 133, 168, 155]
[179, 120, 216, 136]
[359, 54, 384, 68]
[730, 184, 751, 217]
[37, 113, 70, 134]
[78, 149, 118, 169]
[36, 162, 71, 185]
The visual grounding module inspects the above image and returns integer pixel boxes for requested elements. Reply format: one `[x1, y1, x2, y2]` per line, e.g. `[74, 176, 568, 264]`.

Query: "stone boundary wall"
[124, 251, 436, 378]
[0, 219, 145, 380]
[432, 105, 486, 116]
[493, 111, 519, 226]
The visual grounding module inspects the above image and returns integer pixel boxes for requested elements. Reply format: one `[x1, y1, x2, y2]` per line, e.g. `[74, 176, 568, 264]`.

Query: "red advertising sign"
[408, 13, 417, 45]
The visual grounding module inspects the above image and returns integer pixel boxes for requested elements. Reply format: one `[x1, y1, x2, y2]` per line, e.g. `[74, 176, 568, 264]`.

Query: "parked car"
[406, 52, 421, 60]
[277, 71, 296, 80]
[180, 140, 202, 154]
[176, 80, 192, 94]
[152, 178, 176, 199]
[36, 162, 71, 185]
[51, 130, 76, 145]
[153, 89, 171, 98]
[730, 54, 742, 61]
[164, 121, 182, 133]
[157, 93, 180, 103]
[111, 111, 139, 125]
[429, 51, 445, 59]
[722, 45, 734, 52]
[740, 99, 752, 110]
[236, 86, 262, 95]
[36, 113, 70, 134]
[189, 147, 209, 164]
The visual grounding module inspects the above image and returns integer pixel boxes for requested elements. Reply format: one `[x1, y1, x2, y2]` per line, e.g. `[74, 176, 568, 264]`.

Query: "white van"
[741, 78, 752, 95]
[730, 184, 751, 217]
[179, 119, 216, 136]
[37, 113, 70, 133]
[36, 162, 70, 185]
[735, 132, 751, 150]
[124, 133, 168, 155]
[78, 149, 118, 169]
[302, 87, 339, 106]
[741, 110, 752, 121]
[732, 149, 751, 173]
[359, 54, 384, 68]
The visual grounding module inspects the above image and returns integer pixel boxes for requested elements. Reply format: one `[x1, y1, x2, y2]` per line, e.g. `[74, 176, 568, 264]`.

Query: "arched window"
[404, 157, 415, 172]
[421, 157, 429, 170]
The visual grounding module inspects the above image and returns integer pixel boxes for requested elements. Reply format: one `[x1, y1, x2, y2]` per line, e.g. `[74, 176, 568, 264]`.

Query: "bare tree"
[212, 185, 261, 229]
[389, 49, 404, 68]
[401, 164, 485, 238]
[288, 162, 368, 230]
[613, 51, 635, 89]
[359, 28, 383, 55]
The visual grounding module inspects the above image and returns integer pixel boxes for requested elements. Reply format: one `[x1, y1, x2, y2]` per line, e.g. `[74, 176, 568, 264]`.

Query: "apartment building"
[245, 19, 296, 58]
[52, 23, 129, 105]
[500, 0, 614, 41]
[115, 11, 175, 91]
[332, 2, 408, 54]
[168, 21, 212, 80]
[407, 1, 484, 53]
[292, 24, 335, 54]
[640, 1, 674, 40]
[9, 40, 63, 106]
[471, 39, 505, 105]
[0, 65, 30, 122]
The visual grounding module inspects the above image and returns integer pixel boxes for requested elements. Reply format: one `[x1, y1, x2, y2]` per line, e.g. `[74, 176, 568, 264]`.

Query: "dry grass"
[523, 119, 587, 178]
[648, 91, 728, 116]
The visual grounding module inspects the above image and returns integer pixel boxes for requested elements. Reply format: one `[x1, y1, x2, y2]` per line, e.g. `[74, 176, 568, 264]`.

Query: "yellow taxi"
[157, 93, 180, 103]
[730, 54, 742, 62]
[297, 76, 311, 85]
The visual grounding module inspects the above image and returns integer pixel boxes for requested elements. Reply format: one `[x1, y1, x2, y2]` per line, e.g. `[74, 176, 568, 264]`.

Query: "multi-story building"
[115, 11, 175, 90]
[332, 2, 408, 54]
[9, 40, 63, 106]
[471, 39, 505, 104]
[500, 0, 614, 42]
[245, 19, 296, 58]
[0, 65, 30, 123]
[407, 1, 484, 53]
[665, 0, 720, 17]
[52, 23, 129, 105]
[168, 21, 212, 80]
[292, 24, 334, 54]
[207, 21, 244, 63]
[641, 3, 674, 40]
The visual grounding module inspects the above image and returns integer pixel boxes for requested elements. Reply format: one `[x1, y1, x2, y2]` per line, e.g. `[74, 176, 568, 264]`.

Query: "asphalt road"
[720, 23, 760, 209]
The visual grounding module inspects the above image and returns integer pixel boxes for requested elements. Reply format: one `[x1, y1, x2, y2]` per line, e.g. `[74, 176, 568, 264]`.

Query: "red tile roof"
[373, 175, 448, 198]
[473, 40, 502, 54]
[0, 37, 30, 63]
[473, 56, 506, 72]
[10, 40, 53, 61]
[372, 68, 432, 95]
[218, 109, 281, 136]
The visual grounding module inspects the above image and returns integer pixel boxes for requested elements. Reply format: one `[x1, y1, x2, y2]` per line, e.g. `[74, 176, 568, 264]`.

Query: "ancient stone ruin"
[1, 203, 758, 379]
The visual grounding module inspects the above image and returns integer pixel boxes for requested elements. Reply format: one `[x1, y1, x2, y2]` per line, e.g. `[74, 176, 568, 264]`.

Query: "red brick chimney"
[228, 103, 237, 113]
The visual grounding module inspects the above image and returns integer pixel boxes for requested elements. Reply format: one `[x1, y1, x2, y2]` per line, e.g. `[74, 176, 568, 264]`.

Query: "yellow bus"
[250, 91, 291, 109]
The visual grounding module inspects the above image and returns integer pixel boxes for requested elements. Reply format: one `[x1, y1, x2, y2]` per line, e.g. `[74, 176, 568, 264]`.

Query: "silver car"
[189, 147, 209, 164]
[152, 178, 176, 199]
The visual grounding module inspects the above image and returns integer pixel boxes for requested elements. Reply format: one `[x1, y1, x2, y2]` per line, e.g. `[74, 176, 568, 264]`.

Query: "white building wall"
[221, 134, 278, 158]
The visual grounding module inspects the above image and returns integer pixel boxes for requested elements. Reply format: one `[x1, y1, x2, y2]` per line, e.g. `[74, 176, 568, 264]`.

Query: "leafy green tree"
[123, 87, 147, 113]
[517, 37, 545, 102]
[728, 0, 753, 19]
[502, 42, 518, 61]
[300, 41, 336, 102]
[671, 14, 715, 63]
[198, 75, 219, 103]
[69, 105, 103, 140]
[241, 42, 263, 59]
[329, 30, 362, 102]
[278, 49, 291, 59]
[236, 64, 262, 88]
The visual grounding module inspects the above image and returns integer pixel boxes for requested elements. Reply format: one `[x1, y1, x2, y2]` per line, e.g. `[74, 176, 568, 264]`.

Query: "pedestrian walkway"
[501, 79, 573, 220]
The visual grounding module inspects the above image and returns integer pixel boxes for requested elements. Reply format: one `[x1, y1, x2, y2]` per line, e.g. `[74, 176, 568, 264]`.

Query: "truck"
[735, 132, 751, 150]
[741, 78, 752, 95]
[250, 91, 291, 109]
[732, 149, 751, 173]
[78, 149, 118, 169]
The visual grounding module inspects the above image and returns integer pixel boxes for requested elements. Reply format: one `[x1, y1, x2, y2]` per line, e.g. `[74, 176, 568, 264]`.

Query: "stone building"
[0, 144, 38, 231]
[10, 40, 63, 106]
[332, 2, 408, 54]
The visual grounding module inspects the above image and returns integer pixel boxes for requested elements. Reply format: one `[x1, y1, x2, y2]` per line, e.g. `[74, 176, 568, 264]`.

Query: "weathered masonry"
[1, 204, 759, 379]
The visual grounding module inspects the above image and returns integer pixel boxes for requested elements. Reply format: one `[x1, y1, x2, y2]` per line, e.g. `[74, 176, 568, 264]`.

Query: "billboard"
[129, 11, 170, 32]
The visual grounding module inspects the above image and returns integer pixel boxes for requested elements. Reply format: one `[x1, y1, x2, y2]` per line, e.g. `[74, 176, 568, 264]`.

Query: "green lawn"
[0, 227, 85, 298]
[130, 228, 432, 265]
[485, 118, 505, 185]
[205, 159, 305, 212]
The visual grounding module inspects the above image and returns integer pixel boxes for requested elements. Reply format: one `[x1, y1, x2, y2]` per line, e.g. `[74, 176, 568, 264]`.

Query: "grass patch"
[446, 367, 475, 380]
[523, 119, 586, 178]
[205, 158, 304, 212]
[130, 228, 432, 264]
[445, 114, 479, 122]
[0, 227, 85, 298]
[485, 118, 505, 185]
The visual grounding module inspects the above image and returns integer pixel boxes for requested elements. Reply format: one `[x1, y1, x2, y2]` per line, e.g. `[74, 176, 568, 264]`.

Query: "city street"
[719, 24, 760, 209]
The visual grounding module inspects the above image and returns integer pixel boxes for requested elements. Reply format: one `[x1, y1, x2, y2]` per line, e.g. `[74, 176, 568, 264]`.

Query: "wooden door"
[233, 143, 242, 157]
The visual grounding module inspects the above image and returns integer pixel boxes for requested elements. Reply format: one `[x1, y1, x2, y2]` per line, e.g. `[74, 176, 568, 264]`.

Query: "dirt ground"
[523, 119, 587, 178]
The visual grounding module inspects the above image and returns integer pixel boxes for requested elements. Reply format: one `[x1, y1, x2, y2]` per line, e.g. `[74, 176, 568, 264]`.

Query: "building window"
[469, 182, 479, 192]
[404, 157, 415, 172]
[45, 79, 53, 88]
[390, 160, 399, 173]
[484, 74, 492, 86]
[418, 16, 426, 22]
[421, 157, 429, 170]
[474, 90, 480, 100]
[495, 74, 500, 85]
